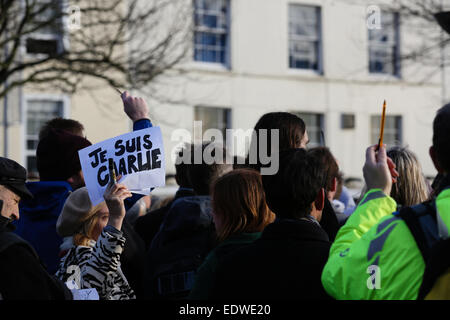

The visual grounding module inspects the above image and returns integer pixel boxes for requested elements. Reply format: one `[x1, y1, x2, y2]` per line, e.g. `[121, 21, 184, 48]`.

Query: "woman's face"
[299, 130, 309, 149]
[91, 205, 109, 241]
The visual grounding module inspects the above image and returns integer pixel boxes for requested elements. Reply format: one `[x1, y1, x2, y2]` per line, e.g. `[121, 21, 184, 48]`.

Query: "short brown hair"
[307, 147, 339, 192]
[212, 169, 275, 242]
[246, 112, 306, 171]
[39, 118, 84, 140]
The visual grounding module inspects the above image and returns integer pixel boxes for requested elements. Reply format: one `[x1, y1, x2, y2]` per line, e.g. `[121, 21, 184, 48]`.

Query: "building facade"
[0, 0, 443, 182]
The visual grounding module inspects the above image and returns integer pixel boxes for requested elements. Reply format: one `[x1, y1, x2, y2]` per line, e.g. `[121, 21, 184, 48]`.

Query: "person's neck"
[309, 207, 322, 222]
[299, 215, 320, 226]
[435, 172, 450, 196]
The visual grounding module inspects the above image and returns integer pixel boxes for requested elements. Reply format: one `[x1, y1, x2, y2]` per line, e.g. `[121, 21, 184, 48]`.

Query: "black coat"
[319, 198, 340, 242]
[0, 219, 71, 300]
[134, 188, 195, 250]
[120, 219, 146, 299]
[209, 218, 332, 300]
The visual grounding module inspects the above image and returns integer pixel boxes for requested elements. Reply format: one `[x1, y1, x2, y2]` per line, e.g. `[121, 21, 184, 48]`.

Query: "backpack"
[396, 199, 450, 300]
[143, 196, 217, 299]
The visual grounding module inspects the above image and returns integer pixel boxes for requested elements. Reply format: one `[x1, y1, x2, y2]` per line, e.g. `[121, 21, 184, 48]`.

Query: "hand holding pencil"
[366, 100, 398, 195]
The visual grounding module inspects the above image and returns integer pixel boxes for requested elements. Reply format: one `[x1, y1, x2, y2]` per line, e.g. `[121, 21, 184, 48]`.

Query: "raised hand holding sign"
[78, 127, 165, 206]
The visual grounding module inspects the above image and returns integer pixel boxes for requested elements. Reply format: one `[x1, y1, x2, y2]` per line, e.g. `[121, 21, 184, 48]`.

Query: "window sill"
[286, 68, 323, 78]
[183, 61, 231, 73]
[366, 73, 402, 82]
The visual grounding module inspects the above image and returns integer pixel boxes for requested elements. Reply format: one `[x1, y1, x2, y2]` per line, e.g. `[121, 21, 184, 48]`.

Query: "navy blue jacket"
[14, 181, 72, 274]
[143, 196, 217, 299]
[15, 118, 153, 274]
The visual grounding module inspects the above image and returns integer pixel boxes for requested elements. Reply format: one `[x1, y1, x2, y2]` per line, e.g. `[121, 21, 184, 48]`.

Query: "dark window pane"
[26, 100, 64, 178]
[27, 139, 39, 150]
[220, 34, 226, 47]
[195, 48, 203, 60]
[26, 38, 58, 55]
[204, 50, 216, 62]
[195, 106, 231, 139]
[194, 13, 202, 26]
[368, 12, 399, 75]
[202, 33, 216, 45]
[193, 0, 228, 64]
[194, 32, 202, 44]
[370, 115, 402, 146]
[27, 156, 38, 176]
[288, 5, 321, 71]
[203, 14, 217, 28]
[293, 112, 324, 148]
[341, 114, 355, 129]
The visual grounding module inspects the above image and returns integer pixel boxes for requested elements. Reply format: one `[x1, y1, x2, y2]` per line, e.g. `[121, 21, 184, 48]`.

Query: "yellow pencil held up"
[108, 158, 117, 184]
[377, 100, 387, 151]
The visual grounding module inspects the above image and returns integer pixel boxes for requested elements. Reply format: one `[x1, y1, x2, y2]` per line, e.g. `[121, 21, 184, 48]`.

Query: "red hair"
[212, 169, 275, 242]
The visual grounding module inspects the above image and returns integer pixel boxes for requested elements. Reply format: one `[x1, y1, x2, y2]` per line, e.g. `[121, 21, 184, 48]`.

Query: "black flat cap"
[0, 157, 33, 200]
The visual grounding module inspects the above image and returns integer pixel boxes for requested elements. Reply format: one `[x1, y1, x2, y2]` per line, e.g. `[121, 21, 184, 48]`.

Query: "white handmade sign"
[79, 127, 165, 206]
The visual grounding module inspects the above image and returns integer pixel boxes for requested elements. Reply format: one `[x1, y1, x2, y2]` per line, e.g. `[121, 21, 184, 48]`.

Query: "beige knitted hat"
[56, 187, 103, 237]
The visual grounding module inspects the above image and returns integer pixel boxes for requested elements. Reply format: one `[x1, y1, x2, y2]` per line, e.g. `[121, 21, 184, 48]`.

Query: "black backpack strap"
[397, 201, 449, 300]
[397, 204, 433, 263]
[417, 238, 450, 300]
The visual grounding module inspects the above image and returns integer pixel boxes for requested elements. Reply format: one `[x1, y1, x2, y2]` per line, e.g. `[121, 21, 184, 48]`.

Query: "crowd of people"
[0, 92, 449, 300]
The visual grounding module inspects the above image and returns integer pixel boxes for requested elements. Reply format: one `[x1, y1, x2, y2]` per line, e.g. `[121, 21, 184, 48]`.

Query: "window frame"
[19, 0, 69, 58]
[368, 11, 401, 77]
[288, 3, 323, 74]
[292, 111, 325, 148]
[193, 0, 231, 67]
[194, 105, 232, 141]
[22, 94, 70, 177]
[370, 114, 403, 147]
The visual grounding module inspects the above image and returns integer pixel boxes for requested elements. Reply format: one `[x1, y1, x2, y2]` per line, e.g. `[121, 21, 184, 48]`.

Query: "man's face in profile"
[0, 186, 21, 221]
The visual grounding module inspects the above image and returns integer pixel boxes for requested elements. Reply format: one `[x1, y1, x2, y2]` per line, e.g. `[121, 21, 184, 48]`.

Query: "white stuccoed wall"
[0, 0, 443, 181]
[145, 0, 441, 179]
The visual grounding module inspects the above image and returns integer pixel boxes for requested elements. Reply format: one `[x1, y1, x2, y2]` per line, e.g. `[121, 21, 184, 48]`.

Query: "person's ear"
[430, 146, 443, 173]
[314, 188, 325, 211]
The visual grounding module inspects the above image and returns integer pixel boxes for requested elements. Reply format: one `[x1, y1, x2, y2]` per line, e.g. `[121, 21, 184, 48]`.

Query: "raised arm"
[121, 91, 153, 130]
[80, 179, 133, 299]
[321, 145, 399, 299]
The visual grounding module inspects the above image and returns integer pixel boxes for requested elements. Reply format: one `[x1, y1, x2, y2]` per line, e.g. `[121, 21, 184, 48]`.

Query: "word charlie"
[88, 134, 162, 186]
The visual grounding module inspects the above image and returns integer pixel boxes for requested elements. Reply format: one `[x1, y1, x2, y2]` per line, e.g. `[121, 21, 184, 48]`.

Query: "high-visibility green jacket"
[321, 188, 450, 300]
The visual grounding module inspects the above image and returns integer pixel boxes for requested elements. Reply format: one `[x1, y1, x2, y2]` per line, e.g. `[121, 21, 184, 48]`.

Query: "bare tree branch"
[0, 0, 191, 101]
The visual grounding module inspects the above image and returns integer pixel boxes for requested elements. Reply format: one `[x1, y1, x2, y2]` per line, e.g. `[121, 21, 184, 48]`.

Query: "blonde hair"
[387, 146, 430, 207]
[73, 202, 106, 246]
